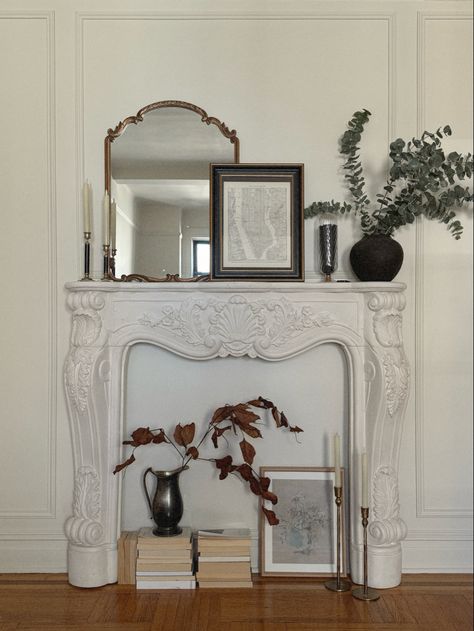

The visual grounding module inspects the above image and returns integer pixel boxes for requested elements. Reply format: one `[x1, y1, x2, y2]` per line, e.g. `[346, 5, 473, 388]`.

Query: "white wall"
[0, 0, 472, 573]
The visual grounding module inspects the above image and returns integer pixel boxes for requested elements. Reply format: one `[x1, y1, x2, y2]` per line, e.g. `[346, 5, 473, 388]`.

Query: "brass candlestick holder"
[81, 232, 91, 281]
[325, 486, 351, 592]
[352, 507, 380, 601]
[110, 247, 117, 277]
[102, 244, 111, 281]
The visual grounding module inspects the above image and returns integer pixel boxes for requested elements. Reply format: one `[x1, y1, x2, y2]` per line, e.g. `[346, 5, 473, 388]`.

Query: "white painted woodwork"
[0, 0, 471, 576]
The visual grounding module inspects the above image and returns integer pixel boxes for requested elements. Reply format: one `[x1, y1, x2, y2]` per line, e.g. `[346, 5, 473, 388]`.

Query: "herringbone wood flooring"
[0, 574, 472, 631]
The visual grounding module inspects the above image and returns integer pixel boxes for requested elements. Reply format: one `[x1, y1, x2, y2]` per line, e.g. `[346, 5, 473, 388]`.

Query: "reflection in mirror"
[105, 101, 239, 281]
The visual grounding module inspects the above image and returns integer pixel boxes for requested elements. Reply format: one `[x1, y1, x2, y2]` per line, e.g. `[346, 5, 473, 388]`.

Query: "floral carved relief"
[138, 295, 341, 357]
[367, 292, 410, 417]
[65, 466, 104, 546]
[383, 352, 410, 416]
[65, 292, 105, 413]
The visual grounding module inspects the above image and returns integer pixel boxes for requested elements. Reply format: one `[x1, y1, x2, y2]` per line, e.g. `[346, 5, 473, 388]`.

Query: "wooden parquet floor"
[0, 574, 472, 631]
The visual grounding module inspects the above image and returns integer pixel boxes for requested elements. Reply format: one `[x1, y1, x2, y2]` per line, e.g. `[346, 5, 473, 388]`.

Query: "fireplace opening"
[119, 341, 350, 568]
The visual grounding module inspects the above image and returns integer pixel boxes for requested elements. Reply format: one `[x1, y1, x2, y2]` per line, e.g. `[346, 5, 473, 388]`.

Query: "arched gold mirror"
[105, 100, 239, 281]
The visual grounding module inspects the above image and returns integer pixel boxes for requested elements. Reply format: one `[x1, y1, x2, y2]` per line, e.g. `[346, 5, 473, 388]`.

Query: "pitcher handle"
[143, 467, 154, 517]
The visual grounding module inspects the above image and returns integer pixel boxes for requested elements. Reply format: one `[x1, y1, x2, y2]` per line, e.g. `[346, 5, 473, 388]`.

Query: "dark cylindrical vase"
[319, 222, 338, 281]
[350, 234, 404, 281]
[143, 466, 188, 536]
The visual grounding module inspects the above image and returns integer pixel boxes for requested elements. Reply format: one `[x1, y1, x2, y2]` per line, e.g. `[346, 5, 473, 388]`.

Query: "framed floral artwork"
[259, 466, 346, 577]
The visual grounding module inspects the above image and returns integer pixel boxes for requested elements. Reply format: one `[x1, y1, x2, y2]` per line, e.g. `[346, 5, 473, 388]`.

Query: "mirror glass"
[106, 102, 239, 280]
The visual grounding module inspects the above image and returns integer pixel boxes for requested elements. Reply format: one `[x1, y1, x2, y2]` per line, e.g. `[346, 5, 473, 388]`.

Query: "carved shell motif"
[138, 295, 339, 357]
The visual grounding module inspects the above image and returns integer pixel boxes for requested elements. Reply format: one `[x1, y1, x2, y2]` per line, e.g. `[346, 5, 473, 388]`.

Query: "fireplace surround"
[64, 280, 409, 588]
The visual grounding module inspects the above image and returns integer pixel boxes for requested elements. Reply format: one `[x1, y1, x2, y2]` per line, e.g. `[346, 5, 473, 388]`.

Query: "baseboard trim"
[0, 539, 67, 573]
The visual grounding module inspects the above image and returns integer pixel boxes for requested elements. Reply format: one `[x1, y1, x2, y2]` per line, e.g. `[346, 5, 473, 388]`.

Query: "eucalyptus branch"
[304, 110, 473, 239]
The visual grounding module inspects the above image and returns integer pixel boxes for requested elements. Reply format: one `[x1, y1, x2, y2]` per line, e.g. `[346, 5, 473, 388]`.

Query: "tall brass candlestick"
[352, 507, 380, 601]
[325, 486, 351, 592]
[80, 232, 91, 281]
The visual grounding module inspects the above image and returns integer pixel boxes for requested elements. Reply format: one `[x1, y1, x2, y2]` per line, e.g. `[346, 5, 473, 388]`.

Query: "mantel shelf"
[66, 280, 406, 294]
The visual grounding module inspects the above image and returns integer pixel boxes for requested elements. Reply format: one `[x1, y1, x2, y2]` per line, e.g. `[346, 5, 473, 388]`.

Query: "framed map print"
[259, 466, 347, 577]
[210, 164, 304, 280]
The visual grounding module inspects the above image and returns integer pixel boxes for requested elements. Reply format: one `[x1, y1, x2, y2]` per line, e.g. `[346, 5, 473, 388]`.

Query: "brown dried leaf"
[152, 430, 167, 444]
[289, 425, 303, 433]
[262, 490, 278, 505]
[124, 427, 155, 447]
[174, 422, 195, 447]
[260, 476, 271, 492]
[249, 476, 262, 496]
[280, 411, 289, 428]
[271, 407, 282, 428]
[239, 424, 262, 439]
[215, 455, 234, 480]
[240, 439, 256, 465]
[211, 425, 232, 448]
[262, 506, 280, 526]
[186, 446, 199, 460]
[233, 405, 260, 425]
[257, 397, 275, 409]
[236, 463, 254, 482]
[113, 454, 135, 474]
[211, 405, 233, 424]
[246, 399, 262, 408]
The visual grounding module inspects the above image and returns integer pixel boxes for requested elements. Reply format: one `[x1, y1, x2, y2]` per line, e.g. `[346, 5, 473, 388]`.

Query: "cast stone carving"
[64, 292, 105, 412]
[369, 465, 407, 545]
[383, 352, 409, 416]
[138, 295, 339, 357]
[64, 466, 104, 546]
[367, 292, 410, 416]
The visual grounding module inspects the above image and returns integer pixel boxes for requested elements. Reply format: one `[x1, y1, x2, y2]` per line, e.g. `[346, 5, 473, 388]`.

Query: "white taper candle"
[103, 191, 110, 245]
[83, 181, 91, 233]
[361, 452, 368, 508]
[334, 433, 341, 487]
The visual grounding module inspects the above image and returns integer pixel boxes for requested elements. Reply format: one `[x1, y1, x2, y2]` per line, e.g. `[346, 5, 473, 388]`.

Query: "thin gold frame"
[104, 100, 240, 282]
[259, 466, 347, 578]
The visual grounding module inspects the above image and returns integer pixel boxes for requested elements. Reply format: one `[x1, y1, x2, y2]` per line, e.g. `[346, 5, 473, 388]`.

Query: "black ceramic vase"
[350, 234, 404, 281]
[143, 466, 188, 536]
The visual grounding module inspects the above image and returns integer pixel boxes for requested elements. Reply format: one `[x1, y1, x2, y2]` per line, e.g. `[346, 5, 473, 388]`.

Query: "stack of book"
[196, 528, 253, 588]
[135, 526, 196, 590]
[117, 531, 138, 584]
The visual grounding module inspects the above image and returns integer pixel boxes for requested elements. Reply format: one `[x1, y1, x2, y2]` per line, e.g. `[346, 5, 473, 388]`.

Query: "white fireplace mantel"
[64, 280, 409, 588]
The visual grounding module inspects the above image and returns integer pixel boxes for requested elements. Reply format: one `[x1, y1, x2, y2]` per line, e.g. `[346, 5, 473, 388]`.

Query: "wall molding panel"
[0, 11, 57, 523]
[415, 11, 473, 519]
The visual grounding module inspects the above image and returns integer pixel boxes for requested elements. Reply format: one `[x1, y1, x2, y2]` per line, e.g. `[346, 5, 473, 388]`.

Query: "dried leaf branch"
[113, 396, 303, 525]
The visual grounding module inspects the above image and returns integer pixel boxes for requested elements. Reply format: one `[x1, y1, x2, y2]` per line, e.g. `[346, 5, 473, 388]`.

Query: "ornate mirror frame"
[104, 100, 240, 282]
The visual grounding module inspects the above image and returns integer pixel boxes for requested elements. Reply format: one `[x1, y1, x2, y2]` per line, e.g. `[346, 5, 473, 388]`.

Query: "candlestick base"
[352, 586, 380, 601]
[325, 578, 351, 592]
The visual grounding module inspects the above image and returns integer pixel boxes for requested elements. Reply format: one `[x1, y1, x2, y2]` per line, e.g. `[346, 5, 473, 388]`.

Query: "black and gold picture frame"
[210, 164, 304, 280]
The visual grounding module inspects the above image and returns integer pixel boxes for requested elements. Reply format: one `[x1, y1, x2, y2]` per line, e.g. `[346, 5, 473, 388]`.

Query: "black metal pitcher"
[143, 466, 188, 536]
